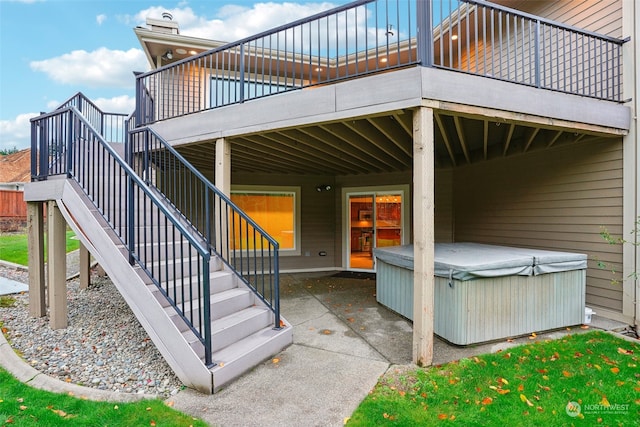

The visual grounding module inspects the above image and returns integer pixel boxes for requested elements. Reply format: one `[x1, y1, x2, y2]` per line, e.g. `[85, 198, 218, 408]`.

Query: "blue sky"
[0, 0, 349, 151]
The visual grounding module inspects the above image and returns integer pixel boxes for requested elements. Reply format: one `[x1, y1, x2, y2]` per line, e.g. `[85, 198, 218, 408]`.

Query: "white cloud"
[30, 48, 149, 89]
[96, 14, 107, 25]
[93, 95, 136, 114]
[0, 113, 39, 151]
[128, 2, 337, 42]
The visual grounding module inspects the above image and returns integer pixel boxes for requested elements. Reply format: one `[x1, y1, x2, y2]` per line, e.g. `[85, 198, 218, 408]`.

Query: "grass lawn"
[347, 330, 639, 426]
[0, 367, 207, 426]
[0, 231, 79, 266]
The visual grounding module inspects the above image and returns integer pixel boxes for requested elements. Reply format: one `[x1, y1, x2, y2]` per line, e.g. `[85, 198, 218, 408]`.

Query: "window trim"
[230, 185, 301, 256]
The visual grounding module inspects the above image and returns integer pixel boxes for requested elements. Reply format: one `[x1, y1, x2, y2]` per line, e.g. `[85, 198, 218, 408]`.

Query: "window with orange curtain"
[230, 191, 296, 250]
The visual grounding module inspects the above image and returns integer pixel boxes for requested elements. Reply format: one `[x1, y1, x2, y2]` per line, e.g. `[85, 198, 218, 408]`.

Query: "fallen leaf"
[346, 317, 355, 323]
[322, 329, 332, 335]
[610, 367, 620, 374]
[343, 417, 350, 425]
[481, 397, 493, 405]
[165, 401, 174, 407]
[146, 407, 152, 411]
[580, 325, 589, 329]
[279, 320, 285, 328]
[574, 352, 583, 358]
[529, 332, 537, 339]
[497, 389, 511, 395]
[520, 394, 534, 407]
[538, 384, 550, 391]
[114, 405, 119, 410]
[518, 384, 524, 392]
[600, 397, 610, 407]
[19, 405, 27, 411]
[51, 409, 67, 417]
[438, 414, 448, 420]
[617, 347, 633, 355]
[150, 421, 156, 426]
[272, 358, 280, 364]
[562, 370, 572, 377]
[594, 364, 602, 371]
[536, 406, 544, 413]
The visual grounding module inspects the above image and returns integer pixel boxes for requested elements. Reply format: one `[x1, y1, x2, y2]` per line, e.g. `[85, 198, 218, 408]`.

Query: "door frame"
[342, 184, 410, 271]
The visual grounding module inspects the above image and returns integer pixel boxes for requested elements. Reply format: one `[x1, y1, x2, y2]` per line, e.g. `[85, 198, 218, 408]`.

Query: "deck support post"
[27, 201, 46, 317]
[215, 138, 231, 250]
[47, 200, 67, 329]
[412, 106, 435, 366]
[215, 137, 231, 197]
[79, 243, 91, 289]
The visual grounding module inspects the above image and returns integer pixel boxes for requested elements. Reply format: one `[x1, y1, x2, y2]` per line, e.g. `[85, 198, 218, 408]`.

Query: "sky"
[0, 0, 350, 151]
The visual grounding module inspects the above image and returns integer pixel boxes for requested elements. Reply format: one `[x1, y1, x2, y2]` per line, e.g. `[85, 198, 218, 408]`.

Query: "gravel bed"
[0, 264, 183, 397]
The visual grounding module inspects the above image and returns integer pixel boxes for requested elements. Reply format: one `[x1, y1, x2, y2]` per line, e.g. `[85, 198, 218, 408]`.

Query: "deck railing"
[433, 0, 625, 101]
[135, 0, 625, 126]
[57, 93, 129, 143]
[31, 107, 215, 366]
[128, 127, 281, 326]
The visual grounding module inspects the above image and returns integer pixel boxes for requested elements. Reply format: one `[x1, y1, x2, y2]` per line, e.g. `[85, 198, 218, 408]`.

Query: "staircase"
[30, 94, 292, 393]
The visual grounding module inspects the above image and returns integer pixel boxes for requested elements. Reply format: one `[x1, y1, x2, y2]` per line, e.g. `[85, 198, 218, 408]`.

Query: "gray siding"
[452, 138, 624, 313]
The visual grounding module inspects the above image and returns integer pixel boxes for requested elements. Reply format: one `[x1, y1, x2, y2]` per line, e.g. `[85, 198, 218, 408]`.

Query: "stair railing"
[128, 127, 281, 329]
[31, 107, 216, 366]
[56, 92, 128, 143]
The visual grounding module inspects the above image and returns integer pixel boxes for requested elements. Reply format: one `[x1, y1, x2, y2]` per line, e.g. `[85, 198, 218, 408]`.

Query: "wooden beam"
[27, 202, 46, 318]
[503, 124, 515, 156]
[483, 120, 489, 160]
[424, 99, 628, 136]
[79, 243, 91, 290]
[412, 106, 435, 367]
[48, 200, 67, 330]
[434, 113, 457, 167]
[523, 128, 541, 152]
[453, 116, 471, 163]
[547, 130, 564, 148]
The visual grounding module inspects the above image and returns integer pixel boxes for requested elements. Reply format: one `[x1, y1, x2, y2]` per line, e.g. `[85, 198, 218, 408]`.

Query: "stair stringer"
[56, 179, 214, 394]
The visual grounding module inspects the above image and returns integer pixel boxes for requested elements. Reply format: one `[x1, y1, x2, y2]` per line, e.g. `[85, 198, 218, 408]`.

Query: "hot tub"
[374, 243, 587, 345]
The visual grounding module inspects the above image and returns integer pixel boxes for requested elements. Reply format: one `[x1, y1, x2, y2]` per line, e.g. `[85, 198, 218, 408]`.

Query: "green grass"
[348, 331, 640, 426]
[0, 367, 207, 426]
[0, 231, 79, 266]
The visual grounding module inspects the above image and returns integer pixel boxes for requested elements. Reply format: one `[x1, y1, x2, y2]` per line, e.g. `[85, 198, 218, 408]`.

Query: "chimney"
[146, 12, 179, 34]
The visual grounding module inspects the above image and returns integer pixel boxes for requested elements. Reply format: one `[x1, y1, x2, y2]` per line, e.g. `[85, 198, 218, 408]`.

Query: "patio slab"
[0, 276, 28, 296]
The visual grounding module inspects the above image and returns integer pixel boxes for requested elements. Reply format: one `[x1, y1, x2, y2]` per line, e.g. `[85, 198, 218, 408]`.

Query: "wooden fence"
[0, 190, 27, 231]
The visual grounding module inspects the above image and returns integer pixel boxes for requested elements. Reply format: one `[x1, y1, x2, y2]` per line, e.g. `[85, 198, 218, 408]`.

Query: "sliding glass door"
[347, 191, 403, 271]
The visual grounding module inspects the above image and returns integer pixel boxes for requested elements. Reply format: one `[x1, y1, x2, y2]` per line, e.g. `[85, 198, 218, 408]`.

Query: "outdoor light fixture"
[163, 49, 173, 60]
[316, 184, 332, 192]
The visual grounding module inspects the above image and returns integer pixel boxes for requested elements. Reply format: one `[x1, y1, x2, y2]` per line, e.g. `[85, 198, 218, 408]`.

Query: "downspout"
[622, 0, 639, 328]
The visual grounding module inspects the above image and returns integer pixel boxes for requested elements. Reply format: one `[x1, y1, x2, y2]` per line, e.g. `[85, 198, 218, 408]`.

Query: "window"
[231, 186, 300, 255]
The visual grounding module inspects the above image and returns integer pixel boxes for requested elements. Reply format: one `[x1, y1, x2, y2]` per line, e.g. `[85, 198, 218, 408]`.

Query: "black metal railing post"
[127, 172, 135, 265]
[534, 19, 541, 88]
[417, 0, 432, 67]
[239, 44, 245, 103]
[66, 111, 74, 178]
[203, 258, 213, 366]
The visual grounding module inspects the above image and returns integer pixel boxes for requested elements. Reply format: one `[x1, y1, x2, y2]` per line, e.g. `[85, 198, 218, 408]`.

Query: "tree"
[598, 216, 640, 285]
[0, 146, 19, 155]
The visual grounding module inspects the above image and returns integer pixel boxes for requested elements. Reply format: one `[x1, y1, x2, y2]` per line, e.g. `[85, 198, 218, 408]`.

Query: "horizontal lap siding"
[452, 138, 624, 313]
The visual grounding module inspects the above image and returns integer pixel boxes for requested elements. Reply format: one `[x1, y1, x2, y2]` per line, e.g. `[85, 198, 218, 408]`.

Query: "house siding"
[452, 137, 624, 314]
[450, 0, 622, 96]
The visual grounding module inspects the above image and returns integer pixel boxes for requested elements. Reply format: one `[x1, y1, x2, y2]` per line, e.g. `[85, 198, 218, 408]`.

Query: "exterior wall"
[434, 169, 454, 243]
[233, 172, 337, 271]
[514, 0, 622, 37]
[452, 138, 624, 314]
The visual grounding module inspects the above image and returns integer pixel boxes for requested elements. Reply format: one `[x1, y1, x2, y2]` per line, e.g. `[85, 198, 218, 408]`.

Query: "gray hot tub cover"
[374, 243, 587, 281]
